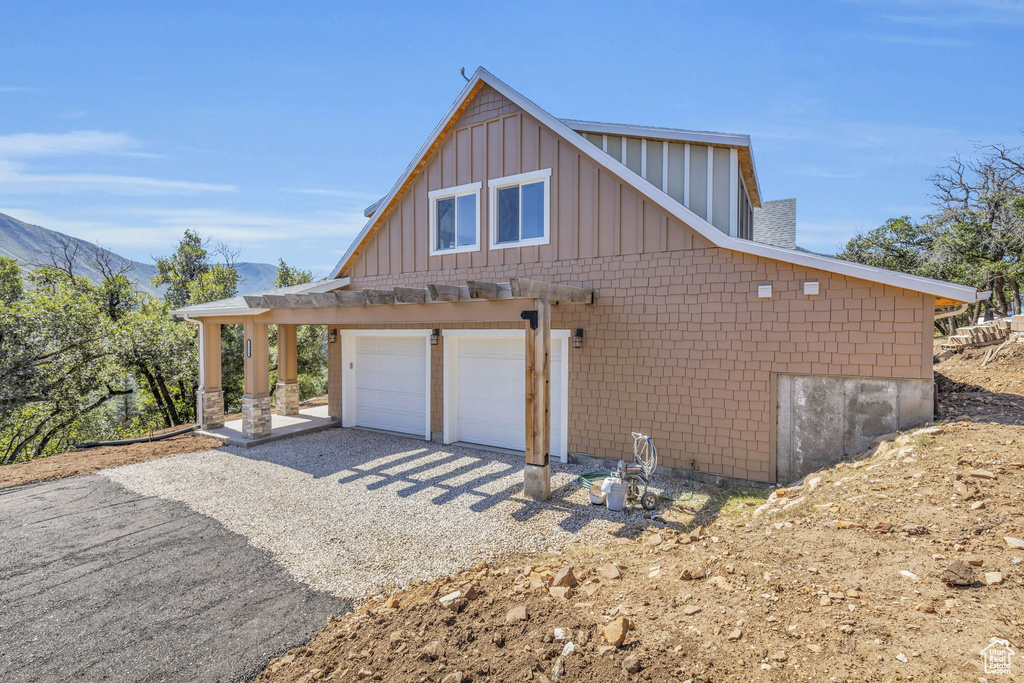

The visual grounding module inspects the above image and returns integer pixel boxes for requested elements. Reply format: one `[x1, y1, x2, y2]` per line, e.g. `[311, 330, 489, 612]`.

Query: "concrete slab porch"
[198, 405, 340, 447]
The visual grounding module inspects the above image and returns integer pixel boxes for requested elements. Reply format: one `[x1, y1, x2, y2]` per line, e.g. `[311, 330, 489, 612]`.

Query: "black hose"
[74, 425, 197, 449]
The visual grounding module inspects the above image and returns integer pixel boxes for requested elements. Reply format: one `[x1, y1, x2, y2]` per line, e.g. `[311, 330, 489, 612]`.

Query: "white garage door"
[352, 335, 428, 437]
[452, 335, 564, 459]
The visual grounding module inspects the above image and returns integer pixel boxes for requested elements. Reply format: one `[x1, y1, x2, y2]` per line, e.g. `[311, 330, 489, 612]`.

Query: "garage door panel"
[354, 336, 427, 436]
[454, 336, 563, 458]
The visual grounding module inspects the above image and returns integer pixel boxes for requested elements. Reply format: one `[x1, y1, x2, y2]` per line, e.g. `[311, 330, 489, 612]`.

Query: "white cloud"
[0, 86, 36, 93]
[0, 131, 139, 157]
[0, 160, 236, 195]
[2, 206, 366, 256]
[284, 187, 382, 201]
[870, 34, 975, 47]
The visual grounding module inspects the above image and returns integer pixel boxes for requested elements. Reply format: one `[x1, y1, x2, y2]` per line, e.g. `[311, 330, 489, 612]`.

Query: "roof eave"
[331, 67, 977, 304]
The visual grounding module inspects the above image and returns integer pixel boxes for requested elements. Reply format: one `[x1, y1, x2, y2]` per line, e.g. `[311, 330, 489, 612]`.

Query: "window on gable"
[428, 182, 481, 256]
[489, 169, 551, 249]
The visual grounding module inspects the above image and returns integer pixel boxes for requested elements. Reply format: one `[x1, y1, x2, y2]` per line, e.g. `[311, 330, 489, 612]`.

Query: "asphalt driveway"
[0, 475, 346, 683]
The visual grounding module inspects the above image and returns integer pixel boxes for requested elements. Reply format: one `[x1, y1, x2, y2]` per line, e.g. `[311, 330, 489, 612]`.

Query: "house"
[174, 68, 977, 500]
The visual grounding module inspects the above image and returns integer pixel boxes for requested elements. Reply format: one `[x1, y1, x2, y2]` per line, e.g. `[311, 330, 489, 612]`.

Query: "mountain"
[0, 211, 278, 296]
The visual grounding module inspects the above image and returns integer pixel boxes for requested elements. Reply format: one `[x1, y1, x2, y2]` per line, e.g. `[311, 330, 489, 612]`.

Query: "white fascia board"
[331, 67, 977, 303]
[561, 119, 751, 148]
[172, 307, 268, 318]
[302, 277, 351, 294]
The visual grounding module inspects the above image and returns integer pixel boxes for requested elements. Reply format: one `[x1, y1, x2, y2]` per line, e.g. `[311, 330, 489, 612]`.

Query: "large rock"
[603, 616, 631, 647]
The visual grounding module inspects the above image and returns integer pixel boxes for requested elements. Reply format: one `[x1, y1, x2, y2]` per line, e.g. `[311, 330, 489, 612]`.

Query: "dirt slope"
[257, 352, 1024, 682]
[0, 429, 221, 489]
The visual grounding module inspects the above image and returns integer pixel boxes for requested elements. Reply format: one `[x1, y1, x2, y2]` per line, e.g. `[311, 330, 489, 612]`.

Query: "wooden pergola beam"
[428, 284, 462, 302]
[365, 289, 397, 305]
[237, 278, 592, 313]
[394, 287, 428, 304]
[509, 277, 593, 304]
[467, 280, 502, 300]
[243, 295, 270, 309]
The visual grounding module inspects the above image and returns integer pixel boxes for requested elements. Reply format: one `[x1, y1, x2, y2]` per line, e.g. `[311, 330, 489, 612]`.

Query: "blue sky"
[1, 0, 1022, 274]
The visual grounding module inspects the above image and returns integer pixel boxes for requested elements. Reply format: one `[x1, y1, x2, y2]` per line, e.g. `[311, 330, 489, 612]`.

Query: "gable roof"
[331, 68, 977, 304]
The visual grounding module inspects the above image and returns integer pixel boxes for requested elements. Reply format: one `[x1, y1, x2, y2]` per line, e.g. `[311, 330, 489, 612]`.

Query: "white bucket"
[589, 485, 607, 505]
[606, 480, 628, 511]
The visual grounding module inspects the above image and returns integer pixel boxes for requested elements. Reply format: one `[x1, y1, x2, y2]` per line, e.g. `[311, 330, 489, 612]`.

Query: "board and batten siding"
[577, 132, 752, 239]
[349, 90, 708, 279]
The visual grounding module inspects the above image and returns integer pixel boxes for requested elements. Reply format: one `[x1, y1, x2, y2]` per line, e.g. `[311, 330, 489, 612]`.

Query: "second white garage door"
[342, 332, 430, 439]
[444, 332, 566, 460]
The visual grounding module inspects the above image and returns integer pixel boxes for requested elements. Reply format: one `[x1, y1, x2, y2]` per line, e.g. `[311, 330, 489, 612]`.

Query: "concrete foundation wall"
[776, 373, 934, 484]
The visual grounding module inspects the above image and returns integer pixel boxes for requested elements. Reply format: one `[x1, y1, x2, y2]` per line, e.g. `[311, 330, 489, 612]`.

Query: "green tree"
[836, 217, 935, 275]
[270, 259, 327, 402]
[0, 268, 131, 463]
[150, 232, 244, 416]
[0, 257, 23, 305]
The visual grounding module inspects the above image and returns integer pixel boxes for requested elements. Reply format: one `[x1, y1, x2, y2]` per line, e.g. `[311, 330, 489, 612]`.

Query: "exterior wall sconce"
[246, 339, 252, 358]
[328, 329, 337, 344]
[430, 328, 440, 346]
[572, 328, 584, 349]
[757, 284, 772, 299]
[803, 281, 820, 295]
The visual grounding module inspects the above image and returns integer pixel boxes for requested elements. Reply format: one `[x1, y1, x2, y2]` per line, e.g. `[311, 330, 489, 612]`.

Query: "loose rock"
[940, 560, 976, 586]
[984, 572, 1004, 586]
[603, 616, 631, 647]
[621, 653, 641, 673]
[506, 606, 528, 624]
[551, 567, 578, 588]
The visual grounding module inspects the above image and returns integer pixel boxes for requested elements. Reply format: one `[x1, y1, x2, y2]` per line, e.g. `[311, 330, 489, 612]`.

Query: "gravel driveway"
[0, 476, 345, 683]
[104, 429, 627, 598]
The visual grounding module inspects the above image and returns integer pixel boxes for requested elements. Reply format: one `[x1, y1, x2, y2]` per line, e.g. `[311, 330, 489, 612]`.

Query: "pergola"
[178, 277, 594, 500]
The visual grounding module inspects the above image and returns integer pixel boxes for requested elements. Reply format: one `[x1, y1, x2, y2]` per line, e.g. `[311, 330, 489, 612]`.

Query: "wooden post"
[535, 298, 551, 462]
[525, 311, 537, 465]
[242, 317, 272, 438]
[275, 323, 299, 415]
[523, 299, 552, 500]
[197, 320, 224, 429]
[243, 318, 271, 398]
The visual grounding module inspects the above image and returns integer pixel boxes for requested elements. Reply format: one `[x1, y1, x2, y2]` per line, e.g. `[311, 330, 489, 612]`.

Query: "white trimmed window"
[428, 182, 481, 256]
[488, 168, 551, 249]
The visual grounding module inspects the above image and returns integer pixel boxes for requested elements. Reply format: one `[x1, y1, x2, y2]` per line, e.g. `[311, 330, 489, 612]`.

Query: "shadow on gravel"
[227, 428, 705, 536]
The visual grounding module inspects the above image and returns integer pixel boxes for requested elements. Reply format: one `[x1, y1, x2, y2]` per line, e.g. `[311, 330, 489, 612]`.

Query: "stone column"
[197, 320, 225, 429]
[242, 317, 272, 439]
[275, 323, 300, 415]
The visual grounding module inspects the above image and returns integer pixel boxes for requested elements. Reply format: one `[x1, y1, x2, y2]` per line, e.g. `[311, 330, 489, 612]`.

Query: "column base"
[199, 390, 224, 429]
[242, 396, 272, 439]
[275, 381, 300, 416]
[524, 463, 551, 501]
